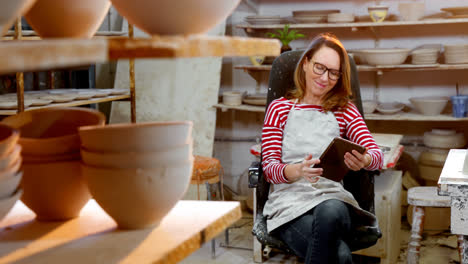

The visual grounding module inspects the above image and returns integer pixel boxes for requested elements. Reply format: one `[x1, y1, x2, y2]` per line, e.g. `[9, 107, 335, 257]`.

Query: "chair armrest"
[248, 161, 261, 188]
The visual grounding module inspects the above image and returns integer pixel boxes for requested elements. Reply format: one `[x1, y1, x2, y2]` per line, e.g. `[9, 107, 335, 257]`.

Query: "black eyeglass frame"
[311, 61, 342, 81]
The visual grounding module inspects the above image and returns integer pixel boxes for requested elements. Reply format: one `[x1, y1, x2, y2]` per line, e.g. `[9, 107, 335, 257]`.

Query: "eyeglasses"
[311, 61, 342, 81]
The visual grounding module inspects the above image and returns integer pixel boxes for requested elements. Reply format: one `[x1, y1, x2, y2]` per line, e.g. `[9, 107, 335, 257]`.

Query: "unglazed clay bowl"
[409, 96, 449, 116]
[0, 189, 23, 222]
[0, 0, 37, 36]
[79, 121, 192, 152]
[0, 124, 19, 157]
[110, 0, 241, 35]
[24, 0, 111, 38]
[0, 171, 23, 199]
[81, 143, 192, 169]
[2, 107, 105, 156]
[82, 158, 194, 229]
[21, 160, 91, 221]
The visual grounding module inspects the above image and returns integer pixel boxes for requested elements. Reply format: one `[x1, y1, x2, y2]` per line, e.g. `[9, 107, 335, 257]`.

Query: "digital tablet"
[315, 137, 366, 182]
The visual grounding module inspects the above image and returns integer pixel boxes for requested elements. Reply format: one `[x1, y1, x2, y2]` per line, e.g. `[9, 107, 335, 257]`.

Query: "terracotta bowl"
[0, 145, 21, 171]
[0, 189, 23, 222]
[81, 143, 192, 169]
[21, 160, 91, 221]
[0, 156, 22, 182]
[82, 158, 194, 229]
[0, 0, 37, 36]
[0, 123, 20, 157]
[79, 121, 192, 152]
[24, 0, 111, 38]
[110, 0, 241, 35]
[2, 107, 105, 156]
[0, 171, 22, 199]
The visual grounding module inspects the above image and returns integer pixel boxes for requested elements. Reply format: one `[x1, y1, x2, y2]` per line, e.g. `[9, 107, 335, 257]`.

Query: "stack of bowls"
[292, 9, 340, 23]
[0, 124, 23, 222]
[444, 44, 468, 64]
[411, 48, 440, 64]
[78, 121, 194, 229]
[1, 107, 106, 221]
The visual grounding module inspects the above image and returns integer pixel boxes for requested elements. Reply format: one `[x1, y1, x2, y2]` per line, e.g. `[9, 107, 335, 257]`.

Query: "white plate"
[26, 99, 53, 106]
[40, 95, 77, 103]
[376, 102, 405, 114]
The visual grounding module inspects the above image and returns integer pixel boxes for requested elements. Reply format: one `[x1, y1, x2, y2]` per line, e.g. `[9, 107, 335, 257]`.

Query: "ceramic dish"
[91, 91, 110, 98]
[40, 95, 77, 103]
[26, 99, 53, 106]
[423, 130, 466, 149]
[0, 101, 32, 109]
[409, 96, 449, 116]
[376, 102, 405, 114]
[242, 93, 267, 106]
[72, 93, 95, 100]
[99, 89, 129, 95]
[362, 100, 378, 114]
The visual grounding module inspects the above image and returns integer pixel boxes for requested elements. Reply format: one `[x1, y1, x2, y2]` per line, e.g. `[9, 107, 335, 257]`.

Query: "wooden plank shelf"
[0, 200, 241, 264]
[235, 64, 468, 72]
[0, 36, 281, 75]
[364, 111, 468, 121]
[234, 65, 272, 71]
[237, 17, 468, 31]
[213, 103, 265, 113]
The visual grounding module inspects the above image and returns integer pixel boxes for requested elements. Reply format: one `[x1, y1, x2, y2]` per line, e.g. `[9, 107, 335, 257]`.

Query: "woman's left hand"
[344, 149, 372, 171]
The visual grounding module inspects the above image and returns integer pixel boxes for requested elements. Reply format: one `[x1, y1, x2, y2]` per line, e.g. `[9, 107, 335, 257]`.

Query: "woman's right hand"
[285, 154, 323, 183]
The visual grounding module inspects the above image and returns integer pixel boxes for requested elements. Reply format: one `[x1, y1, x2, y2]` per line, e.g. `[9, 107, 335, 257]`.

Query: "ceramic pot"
[2, 107, 105, 155]
[409, 96, 449, 116]
[0, 124, 19, 157]
[0, 0, 37, 36]
[82, 158, 193, 229]
[110, 0, 240, 35]
[79, 121, 192, 152]
[80, 143, 192, 169]
[24, 0, 111, 38]
[21, 160, 90, 221]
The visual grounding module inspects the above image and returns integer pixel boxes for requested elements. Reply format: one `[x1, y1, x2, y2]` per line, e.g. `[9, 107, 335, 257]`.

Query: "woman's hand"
[344, 149, 372, 171]
[285, 154, 323, 183]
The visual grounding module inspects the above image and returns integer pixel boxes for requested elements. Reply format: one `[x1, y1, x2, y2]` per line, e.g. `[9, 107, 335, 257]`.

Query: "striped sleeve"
[261, 98, 291, 184]
[340, 103, 384, 170]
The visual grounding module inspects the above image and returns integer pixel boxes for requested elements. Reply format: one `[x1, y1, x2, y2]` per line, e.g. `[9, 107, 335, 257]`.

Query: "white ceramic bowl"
[0, 145, 21, 171]
[0, 189, 23, 222]
[25, 0, 111, 38]
[0, 0, 37, 36]
[360, 48, 410, 66]
[362, 100, 378, 114]
[409, 96, 449, 116]
[83, 158, 193, 229]
[0, 156, 22, 182]
[81, 143, 192, 169]
[79, 121, 193, 153]
[0, 171, 22, 199]
[376, 102, 405, 114]
[423, 130, 466, 149]
[110, 0, 241, 35]
[223, 91, 243, 106]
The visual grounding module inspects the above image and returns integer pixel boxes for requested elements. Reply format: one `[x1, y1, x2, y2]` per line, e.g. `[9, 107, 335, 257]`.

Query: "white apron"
[263, 99, 378, 232]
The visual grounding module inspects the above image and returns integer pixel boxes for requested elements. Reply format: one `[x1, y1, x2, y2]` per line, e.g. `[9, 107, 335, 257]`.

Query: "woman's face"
[302, 46, 341, 102]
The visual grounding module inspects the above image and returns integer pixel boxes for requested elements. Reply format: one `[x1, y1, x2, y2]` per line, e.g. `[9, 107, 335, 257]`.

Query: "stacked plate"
[327, 13, 355, 23]
[78, 121, 194, 229]
[245, 15, 282, 25]
[0, 124, 23, 222]
[411, 45, 440, 65]
[292, 9, 340, 23]
[444, 44, 468, 64]
[243, 93, 267, 106]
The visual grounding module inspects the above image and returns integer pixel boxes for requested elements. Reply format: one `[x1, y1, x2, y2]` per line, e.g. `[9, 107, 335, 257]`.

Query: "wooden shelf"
[0, 36, 280, 75]
[237, 17, 468, 31]
[213, 103, 265, 113]
[0, 200, 241, 264]
[0, 94, 130, 115]
[364, 111, 468, 121]
[4, 30, 127, 37]
[234, 65, 272, 71]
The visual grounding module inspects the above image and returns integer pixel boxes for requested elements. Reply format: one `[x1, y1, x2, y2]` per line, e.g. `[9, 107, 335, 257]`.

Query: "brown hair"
[288, 32, 352, 112]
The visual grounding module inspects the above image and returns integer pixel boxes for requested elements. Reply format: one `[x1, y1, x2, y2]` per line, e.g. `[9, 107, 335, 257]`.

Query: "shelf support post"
[14, 17, 25, 113]
[128, 23, 136, 123]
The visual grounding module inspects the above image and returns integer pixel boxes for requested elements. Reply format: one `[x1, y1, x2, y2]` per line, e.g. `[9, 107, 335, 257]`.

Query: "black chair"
[248, 50, 382, 260]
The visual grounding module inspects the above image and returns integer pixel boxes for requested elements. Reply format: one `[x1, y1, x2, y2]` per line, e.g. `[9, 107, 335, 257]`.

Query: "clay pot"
[82, 158, 193, 229]
[110, 0, 241, 35]
[0, 189, 23, 222]
[79, 121, 192, 152]
[0, 0, 37, 36]
[0, 145, 21, 171]
[81, 143, 192, 169]
[0, 123, 20, 157]
[2, 107, 105, 155]
[0, 171, 22, 199]
[24, 0, 111, 38]
[21, 160, 91, 221]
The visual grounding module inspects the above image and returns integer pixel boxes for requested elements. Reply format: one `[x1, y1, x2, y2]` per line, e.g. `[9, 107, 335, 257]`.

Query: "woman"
[261, 33, 384, 264]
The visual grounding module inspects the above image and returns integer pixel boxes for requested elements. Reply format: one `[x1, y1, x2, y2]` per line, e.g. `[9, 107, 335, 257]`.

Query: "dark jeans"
[273, 199, 353, 264]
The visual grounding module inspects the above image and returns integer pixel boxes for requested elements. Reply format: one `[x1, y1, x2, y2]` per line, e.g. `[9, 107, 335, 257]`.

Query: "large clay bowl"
[0, 171, 23, 199]
[21, 160, 91, 221]
[79, 121, 192, 152]
[24, 0, 111, 38]
[0, 189, 23, 222]
[0, 145, 21, 171]
[110, 0, 241, 35]
[0, 123, 19, 157]
[80, 143, 192, 169]
[0, 0, 37, 36]
[2, 107, 105, 156]
[82, 159, 193, 229]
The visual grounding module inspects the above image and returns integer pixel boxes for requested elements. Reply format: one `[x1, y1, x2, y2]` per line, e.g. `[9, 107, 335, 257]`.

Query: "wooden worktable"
[0, 200, 241, 264]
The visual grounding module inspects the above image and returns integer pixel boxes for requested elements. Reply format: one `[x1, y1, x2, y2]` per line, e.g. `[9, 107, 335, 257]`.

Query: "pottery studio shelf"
[0, 36, 280, 75]
[213, 103, 265, 113]
[2, 30, 127, 40]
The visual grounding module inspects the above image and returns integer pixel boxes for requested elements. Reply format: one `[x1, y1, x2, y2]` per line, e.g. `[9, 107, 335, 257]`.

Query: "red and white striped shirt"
[262, 97, 383, 184]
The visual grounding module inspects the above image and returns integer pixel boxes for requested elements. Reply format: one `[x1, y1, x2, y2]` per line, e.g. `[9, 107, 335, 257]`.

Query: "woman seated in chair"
[261, 33, 384, 264]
